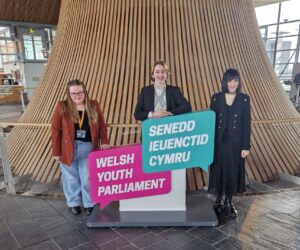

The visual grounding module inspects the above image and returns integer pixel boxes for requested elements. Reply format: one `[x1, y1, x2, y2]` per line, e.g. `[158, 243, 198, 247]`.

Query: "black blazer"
[210, 92, 251, 150]
[134, 85, 191, 121]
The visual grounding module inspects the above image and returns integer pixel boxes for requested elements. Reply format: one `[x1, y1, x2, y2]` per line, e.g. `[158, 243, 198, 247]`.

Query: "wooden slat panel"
[4, 0, 300, 192]
[0, 0, 61, 25]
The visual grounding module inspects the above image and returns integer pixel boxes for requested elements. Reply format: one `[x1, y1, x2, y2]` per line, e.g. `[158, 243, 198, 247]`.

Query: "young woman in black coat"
[209, 68, 251, 218]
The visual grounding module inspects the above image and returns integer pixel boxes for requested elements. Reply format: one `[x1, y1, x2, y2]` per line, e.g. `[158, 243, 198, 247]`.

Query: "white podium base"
[120, 169, 186, 211]
[87, 195, 218, 227]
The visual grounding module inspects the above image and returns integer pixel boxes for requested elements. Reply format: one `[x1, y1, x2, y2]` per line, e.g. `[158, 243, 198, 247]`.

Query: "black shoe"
[214, 200, 224, 214]
[85, 206, 94, 216]
[70, 206, 81, 215]
[223, 204, 231, 217]
[224, 204, 237, 218]
[230, 205, 238, 218]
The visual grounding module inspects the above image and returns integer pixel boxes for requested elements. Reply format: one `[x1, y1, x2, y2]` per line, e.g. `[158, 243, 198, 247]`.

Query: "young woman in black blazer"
[209, 68, 251, 218]
[134, 60, 191, 121]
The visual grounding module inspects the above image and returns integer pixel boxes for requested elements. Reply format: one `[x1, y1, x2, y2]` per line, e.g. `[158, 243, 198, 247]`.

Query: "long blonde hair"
[63, 80, 98, 124]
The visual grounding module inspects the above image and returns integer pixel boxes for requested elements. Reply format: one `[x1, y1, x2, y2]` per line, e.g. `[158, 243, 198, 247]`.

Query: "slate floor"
[1, 184, 300, 250]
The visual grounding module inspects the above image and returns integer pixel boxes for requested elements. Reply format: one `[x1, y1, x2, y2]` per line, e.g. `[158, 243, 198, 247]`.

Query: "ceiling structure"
[0, 0, 61, 25]
[0, 0, 290, 25]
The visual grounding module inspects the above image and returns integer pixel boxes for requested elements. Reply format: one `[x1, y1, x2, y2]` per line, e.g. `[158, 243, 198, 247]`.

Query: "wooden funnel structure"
[6, 0, 300, 190]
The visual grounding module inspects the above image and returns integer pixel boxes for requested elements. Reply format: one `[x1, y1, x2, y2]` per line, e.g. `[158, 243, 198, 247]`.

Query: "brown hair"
[150, 60, 169, 82]
[63, 79, 98, 124]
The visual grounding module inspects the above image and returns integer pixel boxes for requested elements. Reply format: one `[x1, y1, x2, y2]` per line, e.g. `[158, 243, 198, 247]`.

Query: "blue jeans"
[59, 140, 94, 208]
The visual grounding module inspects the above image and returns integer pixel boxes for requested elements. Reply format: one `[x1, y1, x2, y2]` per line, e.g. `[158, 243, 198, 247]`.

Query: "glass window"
[266, 39, 276, 51]
[0, 39, 15, 54]
[23, 34, 46, 60]
[1, 55, 8, 63]
[278, 21, 300, 37]
[33, 36, 44, 60]
[280, 0, 300, 23]
[23, 35, 35, 60]
[267, 25, 278, 38]
[6, 55, 16, 63]
[267, 51, 275, 64]
[260, 28, 266, 39]
[276, 51, 296, 64]
[0, 26, 11, 37]
[256, 0, 300, 91]
[6, 40, 15, 54]
[255, 3, 279, 26]
[277, 36, 298, 50]
[275, 63, 293, 77]
[0, 40, 7, 53]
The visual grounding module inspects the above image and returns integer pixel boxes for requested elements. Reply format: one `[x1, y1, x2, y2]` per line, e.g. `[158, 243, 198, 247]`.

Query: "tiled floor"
[1, 106, 300, 249]
[0, 185, 300, 250]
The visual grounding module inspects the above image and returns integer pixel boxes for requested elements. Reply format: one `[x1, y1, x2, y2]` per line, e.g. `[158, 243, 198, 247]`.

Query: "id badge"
[76, 130, 86, 138]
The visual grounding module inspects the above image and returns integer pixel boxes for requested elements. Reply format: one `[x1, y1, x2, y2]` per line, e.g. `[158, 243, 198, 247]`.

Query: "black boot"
[214, 194, 225, 214]
[223, 196, 231, 217]
[230, 202, 238, 218]
[224, 195, 237, 218]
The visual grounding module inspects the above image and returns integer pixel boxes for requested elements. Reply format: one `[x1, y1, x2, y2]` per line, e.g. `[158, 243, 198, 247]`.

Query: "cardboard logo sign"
[89, 144, 171, 208]
[142, 110, 216, 173]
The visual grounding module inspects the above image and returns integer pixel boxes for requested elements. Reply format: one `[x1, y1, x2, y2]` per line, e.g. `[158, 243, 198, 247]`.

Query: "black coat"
[134, 85, 191, 121]
[209, 91, 251, 196]
[210, 91, 251, 150]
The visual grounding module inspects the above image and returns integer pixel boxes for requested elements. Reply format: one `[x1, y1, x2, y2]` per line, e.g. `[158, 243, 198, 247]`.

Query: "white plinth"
[119, 169, 186, 211]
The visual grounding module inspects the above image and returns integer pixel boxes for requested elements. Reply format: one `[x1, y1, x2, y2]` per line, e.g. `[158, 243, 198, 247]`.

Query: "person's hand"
[53, 156, 61, 161]
[100, 144, 111, 150]
[152, 109, 172, 118]
[241, 150, 249, 158]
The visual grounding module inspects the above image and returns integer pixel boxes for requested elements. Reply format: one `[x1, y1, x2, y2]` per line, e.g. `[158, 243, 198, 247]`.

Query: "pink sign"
[88, 144, 171, 209]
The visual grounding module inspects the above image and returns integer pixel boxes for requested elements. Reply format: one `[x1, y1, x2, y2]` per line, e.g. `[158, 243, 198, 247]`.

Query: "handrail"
[0, 127, 16, 194]
[0, 85, 23, 89]
[0, 86, 36, 90]
[22, 87, 37, 90]
[0, 118, 300, 128]
[253, 118, 300, 124]
[0, 122, 141, 128]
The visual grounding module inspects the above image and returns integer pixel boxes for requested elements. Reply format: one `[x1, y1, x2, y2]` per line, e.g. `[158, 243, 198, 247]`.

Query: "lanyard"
[79, 109, 85, 130]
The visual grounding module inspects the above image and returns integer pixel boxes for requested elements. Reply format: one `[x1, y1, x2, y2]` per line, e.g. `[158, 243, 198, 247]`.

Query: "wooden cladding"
[0, 0, 61, 25]
[6, 0, 300, 191]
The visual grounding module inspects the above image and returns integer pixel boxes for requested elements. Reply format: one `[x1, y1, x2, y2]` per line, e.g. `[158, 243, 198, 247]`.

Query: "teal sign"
[142, 110, 216, 173]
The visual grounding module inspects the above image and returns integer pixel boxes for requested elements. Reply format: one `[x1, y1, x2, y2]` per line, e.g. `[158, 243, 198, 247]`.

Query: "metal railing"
[0, 127, 16, 194]
[0, 85, 36, 112]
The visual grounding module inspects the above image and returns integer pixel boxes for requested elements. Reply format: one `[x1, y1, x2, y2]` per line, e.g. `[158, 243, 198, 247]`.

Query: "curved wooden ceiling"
[6, 0, 300, 191]
[0, 0, 61, 25]
[0, 0, 285, 26]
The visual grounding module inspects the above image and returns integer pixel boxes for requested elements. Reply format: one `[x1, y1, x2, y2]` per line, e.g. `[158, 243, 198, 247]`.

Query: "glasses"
[70, 91, 84, 97]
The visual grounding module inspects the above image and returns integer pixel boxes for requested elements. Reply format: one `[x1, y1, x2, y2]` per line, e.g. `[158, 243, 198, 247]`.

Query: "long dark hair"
[221, 68, 242, 93]
[63, 79, 98, 123]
